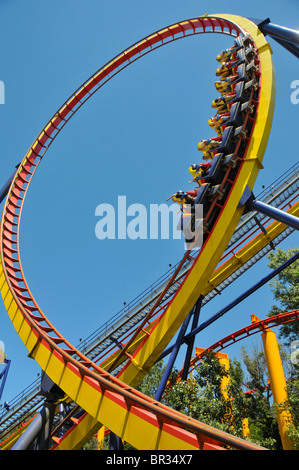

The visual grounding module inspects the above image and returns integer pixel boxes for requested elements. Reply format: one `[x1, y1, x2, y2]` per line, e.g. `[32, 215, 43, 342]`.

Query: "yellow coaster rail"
[0, 14, 275, 450]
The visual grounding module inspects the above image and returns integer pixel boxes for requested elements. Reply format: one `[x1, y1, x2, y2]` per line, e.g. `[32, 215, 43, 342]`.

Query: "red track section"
[1, 16, 246, 356]
[190, 310, 299, 371]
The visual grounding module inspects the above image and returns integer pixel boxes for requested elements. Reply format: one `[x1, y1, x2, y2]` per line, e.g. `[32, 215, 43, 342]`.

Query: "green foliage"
[82, 436, 99, 450]
[276, 363, 299, 449]
[136, 360, 166, 397]
[164, 376, 200, 415]
[165, 247, 299, 449]
[267, 247, 299, 343]
[165, 352, 248, 439]
[163, 349, 283, 449]
[240, 344, 282, 449]
[130, 246, 299, 450]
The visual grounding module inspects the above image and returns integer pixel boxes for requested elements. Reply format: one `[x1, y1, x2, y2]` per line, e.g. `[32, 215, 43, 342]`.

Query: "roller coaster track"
[0, 211, 297, 448]
[88, 203, 299, 376]
[0, 190, 297, 443]
[79, 164, 299, 365]
[0, 14, 278, 449]
[192, 309, 299, 368]
[2, 308, 298, 450]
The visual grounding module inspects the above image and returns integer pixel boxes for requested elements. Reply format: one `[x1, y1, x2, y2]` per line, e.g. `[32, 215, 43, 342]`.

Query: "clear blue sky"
[0, 0, 298, 404]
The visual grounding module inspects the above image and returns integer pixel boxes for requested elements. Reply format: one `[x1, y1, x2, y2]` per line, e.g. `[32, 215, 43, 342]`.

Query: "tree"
[240, 344, 281, 449]
[266, 247, 299, 448]
[162, 348, 284, 449]
[136, 360, 166, 397]
[165, 351, 251, 440]
[282, 372, 299, 449]
[267, 247, 299, 343]
[164, 351, 231, 432]
[81, 248, 298, 450]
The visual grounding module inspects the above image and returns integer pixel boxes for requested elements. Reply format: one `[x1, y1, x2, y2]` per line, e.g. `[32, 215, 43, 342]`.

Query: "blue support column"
[154, 310, 193, 401]
[181, 296, 203, 380]
[248, 18, 299, 58]
[159, 251, 299, 362]
[270, 37, 299, 60]
[0, 359, 11, 402]
[0, 165, 19, 205]
[251, 199, 299, 231]
[259, 21, 299, 46]
[11, 371, 65, 450]
[109, 432, 124, 450]
[12, 401, 56, 450]
[34, 401, 56, 450]
[239, 185, 299, 230]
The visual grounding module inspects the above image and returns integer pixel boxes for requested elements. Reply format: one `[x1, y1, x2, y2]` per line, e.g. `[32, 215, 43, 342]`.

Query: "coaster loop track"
[0, 14, 275, 450]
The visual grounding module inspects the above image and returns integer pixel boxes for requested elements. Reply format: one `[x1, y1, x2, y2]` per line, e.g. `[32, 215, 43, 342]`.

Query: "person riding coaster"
[219, 71, 239, 86]
[216, 59, 239, 78]
[212, 91, 236, 109]
[166, 189, 204, 245]
[188, 162, 211, 185]
[166, 189, 197, 206]
[214, 78, 236, 95]
[211, 93, 236, 116]
[208, 112, 230, 135]
[216, 34, 252, 64]
[197, 136, 222, 160]
[216, 47, 238, 63]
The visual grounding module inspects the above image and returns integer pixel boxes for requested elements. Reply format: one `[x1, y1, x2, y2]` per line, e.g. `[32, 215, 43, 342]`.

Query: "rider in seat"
[188, 162, 211, 185]
[208, 113, 230, 135]
[198, 136, 222, 160]
[166, 190, 197, 206]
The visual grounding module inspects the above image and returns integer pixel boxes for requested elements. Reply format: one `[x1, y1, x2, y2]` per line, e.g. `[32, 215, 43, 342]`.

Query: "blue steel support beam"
[251, 199, 299, 231]
[181, 296, 203, 381]
[12, 401, 56, 450]
[159, 251, 299, 363]
[0, 359, 11, 402]
[270, 37, 299, 60]
[0, 165, 19, 205]
[154, 310, 193, 401]
[34, 401, 56, 450]
[109, 432, 124, 450]
[12, 372, 64, 449]
[248, 18, 299, 58]
[258, 21, 299, 46]
[239, 185, 299, 230]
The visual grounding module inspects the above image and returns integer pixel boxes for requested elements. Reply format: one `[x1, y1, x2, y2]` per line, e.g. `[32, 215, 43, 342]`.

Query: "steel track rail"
[193, 309, 299, 363]
[1, 172, 297, 428]
[2, 306, 297, 449]
[161, 309, 299, 396]
[52, 310, 299, 450]
[1, 203, 296, 439]
[97, 201, 298, 375]
[78, 173, 298, 361]
[82, 194, 298, 365]
[0, 15, 275, 450]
